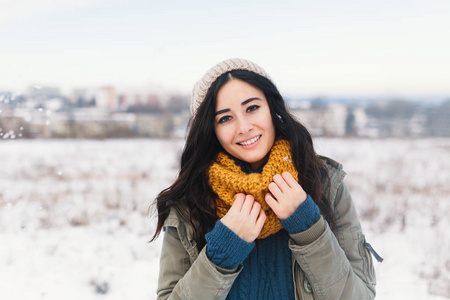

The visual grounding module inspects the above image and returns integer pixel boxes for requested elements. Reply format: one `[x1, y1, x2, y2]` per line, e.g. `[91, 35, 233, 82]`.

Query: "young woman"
[152, 58, 378, 299]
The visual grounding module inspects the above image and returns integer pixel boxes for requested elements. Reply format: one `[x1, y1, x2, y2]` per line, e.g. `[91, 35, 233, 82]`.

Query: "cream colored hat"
[190, 58, 272, 115]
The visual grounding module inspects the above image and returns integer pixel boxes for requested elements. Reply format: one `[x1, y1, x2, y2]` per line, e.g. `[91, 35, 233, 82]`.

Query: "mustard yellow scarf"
[208, 139, 298, 239]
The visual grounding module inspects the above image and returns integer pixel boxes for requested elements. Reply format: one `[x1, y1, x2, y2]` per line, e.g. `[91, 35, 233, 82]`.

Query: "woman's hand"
[265, 172, 307, 220]
[220, 193, 266, 243]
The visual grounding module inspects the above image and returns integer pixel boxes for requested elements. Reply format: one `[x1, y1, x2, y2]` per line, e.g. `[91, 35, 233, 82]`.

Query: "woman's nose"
[237, 116, 253, 134]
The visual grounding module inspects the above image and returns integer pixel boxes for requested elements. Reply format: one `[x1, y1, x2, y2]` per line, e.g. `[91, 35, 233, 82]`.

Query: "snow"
[0, 138, 449, 299]
[315, 138, 450, 299]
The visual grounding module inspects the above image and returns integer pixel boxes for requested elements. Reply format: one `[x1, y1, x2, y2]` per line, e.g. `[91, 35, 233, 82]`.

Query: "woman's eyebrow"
[215, 108, 230, 116]
[241, 97, 261, 106]
[215, 97, 262, 116]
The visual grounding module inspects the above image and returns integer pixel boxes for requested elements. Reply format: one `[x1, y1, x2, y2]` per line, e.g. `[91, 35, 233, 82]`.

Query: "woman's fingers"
[265, 192, 280, 216]
[281, 172, 298, 188]
[249, 201, 261, 221]
[255, 209, 266, 230]
[265, 172, 307, 220]
[230, 193, 245, 212]
[241, 194, 255, 214]
[268, 181, 283, 201]
[273, 173, 289, 192]
[221, 194, 266, 243]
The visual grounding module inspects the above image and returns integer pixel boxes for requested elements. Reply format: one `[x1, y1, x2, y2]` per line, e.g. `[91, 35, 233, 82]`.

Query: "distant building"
[291, 104, 348, 136]
[96, 86, 118, 110]
[118, 92, 162, 112]
[27, 85, 60, 99]
[350, 108, 369, 136]
[72, 88, 96, 107]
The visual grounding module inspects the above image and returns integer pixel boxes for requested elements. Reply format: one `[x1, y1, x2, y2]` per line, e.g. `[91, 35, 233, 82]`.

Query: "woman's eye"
[247, 105, 260, 112]
[218, 116, 232, 124]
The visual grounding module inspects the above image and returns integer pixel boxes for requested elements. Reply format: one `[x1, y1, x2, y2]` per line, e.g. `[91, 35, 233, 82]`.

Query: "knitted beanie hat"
[191, 58, 273, 115]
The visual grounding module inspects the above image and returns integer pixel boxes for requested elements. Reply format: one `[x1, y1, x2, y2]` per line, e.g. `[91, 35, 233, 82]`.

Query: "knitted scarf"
[208, 139, 298, 239]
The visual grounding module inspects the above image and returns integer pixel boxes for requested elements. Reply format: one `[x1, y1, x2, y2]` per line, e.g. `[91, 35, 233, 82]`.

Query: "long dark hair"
[151, 70, 334, 250]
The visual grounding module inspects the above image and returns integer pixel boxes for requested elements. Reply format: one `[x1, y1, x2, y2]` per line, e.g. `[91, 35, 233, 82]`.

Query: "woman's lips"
[237, 135, 261, 146]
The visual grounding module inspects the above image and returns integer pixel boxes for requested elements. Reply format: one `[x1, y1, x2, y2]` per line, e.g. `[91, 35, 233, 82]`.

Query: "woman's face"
[214, 79, 276, 170]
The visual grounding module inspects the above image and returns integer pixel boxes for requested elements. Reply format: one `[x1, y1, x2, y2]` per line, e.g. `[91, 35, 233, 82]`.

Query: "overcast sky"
[1, 0, 449, 99]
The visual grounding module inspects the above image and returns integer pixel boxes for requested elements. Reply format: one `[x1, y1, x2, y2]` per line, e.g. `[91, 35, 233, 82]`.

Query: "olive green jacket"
[156, 157, 376, 299]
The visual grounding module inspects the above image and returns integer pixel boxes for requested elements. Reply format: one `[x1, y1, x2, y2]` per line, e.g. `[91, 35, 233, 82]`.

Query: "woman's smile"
[237, 135, 261, 147]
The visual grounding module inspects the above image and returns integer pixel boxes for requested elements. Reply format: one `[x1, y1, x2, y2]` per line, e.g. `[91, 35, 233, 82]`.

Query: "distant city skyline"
[1, 0, 450, 100]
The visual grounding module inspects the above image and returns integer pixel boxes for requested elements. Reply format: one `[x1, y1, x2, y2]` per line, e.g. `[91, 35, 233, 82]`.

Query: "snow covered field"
[0, 138, 449, 299]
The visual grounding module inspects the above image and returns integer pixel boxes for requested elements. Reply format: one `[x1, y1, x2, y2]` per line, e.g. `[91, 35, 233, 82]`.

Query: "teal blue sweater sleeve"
[205, 220, 255, 269]
[280, 194, 320, 234]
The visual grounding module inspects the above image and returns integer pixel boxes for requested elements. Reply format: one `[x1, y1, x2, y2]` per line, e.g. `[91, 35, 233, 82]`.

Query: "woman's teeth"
[239, 135, 261, 146]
